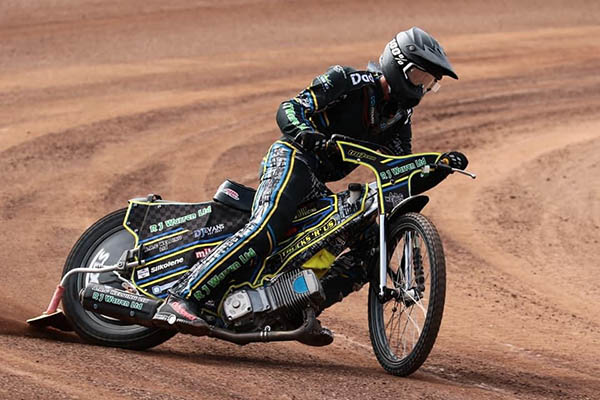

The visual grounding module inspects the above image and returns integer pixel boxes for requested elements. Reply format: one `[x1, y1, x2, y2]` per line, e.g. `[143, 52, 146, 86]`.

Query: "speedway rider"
[153, 27, 468, 344]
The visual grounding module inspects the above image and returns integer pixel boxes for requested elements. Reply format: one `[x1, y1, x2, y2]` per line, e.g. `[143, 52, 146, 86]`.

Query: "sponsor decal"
[282, 102, 311, 131]
[223, 188, 239, 201]
[137, 267, 150, 279]
[195, 247, 215, 259]
[385, 192, 405, 207]
[333, 64, 346, 78]
[348, 149, 377, 160]
[296, 206, 318, 218]
[389, 39, 408, 65]
[171, 301, 197, 321]
[197, 205, 212, 217]
[379, 157, 427, 180]
[144, 242, 159, 252]
[150, 257, 184, 274]
[350, 72, 374, 86]
[165, 213, 197, 228]
[143, 235, 185, 253]
[279, 219, 336, 261]
[194, 247, 256, 301]
[318, 73, 333, 90]
[149, 222, 164, 233]
[87, 248, 110, 285]
[295, 95, 311, 109]
[91, 248, 110, 269]
[91, 289, 149, 311]
[150, 208, 210, 234]
[193, 224, 225, 239]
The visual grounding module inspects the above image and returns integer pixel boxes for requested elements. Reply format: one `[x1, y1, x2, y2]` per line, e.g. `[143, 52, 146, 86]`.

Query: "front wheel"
[62, 208, 175, 349]
[368, 212, 446, 376]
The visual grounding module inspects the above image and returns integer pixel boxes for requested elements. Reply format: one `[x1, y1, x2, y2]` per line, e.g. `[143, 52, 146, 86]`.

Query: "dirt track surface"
[1, 1, 600, 399]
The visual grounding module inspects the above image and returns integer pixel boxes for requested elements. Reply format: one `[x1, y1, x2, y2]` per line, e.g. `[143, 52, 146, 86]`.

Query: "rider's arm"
[276, 65, 367, 140]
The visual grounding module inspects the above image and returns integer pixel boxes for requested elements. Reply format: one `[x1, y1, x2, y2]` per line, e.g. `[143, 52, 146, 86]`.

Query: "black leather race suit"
[276, 64, 413, 181]
[171, 65, 413, 311]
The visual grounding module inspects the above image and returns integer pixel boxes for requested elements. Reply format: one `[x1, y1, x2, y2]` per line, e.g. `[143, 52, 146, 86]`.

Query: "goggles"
[403, 63, 440, 93]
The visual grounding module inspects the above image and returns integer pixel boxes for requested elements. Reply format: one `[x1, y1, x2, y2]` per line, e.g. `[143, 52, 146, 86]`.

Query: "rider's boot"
[298, 317, 334, 347]
[152, 294, 210, 335]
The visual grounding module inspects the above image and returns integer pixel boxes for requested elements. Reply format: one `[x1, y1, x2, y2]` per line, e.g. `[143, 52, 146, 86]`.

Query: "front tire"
[368, 212, 446, 376]
[62, 208, 175, 349]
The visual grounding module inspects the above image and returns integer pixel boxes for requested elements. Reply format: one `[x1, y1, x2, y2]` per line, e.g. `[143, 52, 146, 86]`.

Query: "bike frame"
[335, 139, 445, 298]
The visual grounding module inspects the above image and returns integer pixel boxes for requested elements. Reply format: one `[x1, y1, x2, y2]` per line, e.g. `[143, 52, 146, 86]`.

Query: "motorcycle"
[28, 135, 475, 376]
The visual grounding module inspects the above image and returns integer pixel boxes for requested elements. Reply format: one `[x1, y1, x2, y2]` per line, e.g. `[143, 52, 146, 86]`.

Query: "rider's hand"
[441, 151, 468, 170]
[297, 131, 329, 152]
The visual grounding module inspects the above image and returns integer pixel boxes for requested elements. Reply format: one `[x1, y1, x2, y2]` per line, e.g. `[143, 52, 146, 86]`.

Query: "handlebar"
[426, 162, 477, 179]
[298, 133, 476, 179]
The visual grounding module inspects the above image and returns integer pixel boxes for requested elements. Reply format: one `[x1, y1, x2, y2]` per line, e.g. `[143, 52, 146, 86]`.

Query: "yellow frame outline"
[336, 141, 443, 214]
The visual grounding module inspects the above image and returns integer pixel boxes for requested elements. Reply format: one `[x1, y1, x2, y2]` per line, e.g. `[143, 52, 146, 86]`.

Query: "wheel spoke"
[386, 304, 401, 346]
[397, 305, 415, 356]
[402, 288, 428, 317]
[404, 306, 422, 336]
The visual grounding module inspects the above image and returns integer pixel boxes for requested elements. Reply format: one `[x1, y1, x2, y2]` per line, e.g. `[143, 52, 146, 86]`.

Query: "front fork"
[378, 214, 388, 298]
[378, 214, 415, 302]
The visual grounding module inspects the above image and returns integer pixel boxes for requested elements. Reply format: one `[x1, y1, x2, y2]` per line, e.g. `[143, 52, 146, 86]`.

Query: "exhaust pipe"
[80, 284, 160, 327]
[81, 284, 327, 346]
[205, 308, 321, 345]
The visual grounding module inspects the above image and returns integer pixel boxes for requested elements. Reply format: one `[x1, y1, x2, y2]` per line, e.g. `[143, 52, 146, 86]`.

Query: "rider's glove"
[296, 131, 329, 152]
[441, 151, 469, 170]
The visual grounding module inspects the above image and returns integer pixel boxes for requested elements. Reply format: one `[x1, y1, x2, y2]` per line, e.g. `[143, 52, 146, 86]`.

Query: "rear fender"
[386, 195, 429, 223]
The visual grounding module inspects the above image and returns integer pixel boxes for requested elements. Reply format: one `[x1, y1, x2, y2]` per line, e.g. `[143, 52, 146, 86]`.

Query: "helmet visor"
[404, 63, 439, 92]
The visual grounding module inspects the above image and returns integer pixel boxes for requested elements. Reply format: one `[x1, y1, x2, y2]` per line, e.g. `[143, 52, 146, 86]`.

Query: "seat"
[213, 180, 256, 212]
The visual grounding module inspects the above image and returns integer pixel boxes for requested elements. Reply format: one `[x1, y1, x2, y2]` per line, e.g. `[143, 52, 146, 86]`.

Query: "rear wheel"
[368, 212, 446, 376]
[62, 209, 175, 349]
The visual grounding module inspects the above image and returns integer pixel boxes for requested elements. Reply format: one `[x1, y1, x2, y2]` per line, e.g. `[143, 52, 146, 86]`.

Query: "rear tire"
[368, 212, 446, 376]
[62, 208, 175, 349]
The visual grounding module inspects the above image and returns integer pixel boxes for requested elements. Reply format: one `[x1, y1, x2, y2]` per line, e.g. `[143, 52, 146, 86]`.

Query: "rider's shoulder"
[325, 65, 378, 87]
[324, 65, 356, 77]
[310, 65, 378, 97]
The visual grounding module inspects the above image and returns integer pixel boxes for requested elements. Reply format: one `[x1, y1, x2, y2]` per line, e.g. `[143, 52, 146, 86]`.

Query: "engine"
[222, 269, 324, 329]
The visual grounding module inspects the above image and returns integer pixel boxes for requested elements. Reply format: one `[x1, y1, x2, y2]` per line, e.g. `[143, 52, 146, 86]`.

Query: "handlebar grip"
[435, 162, 453, 171]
